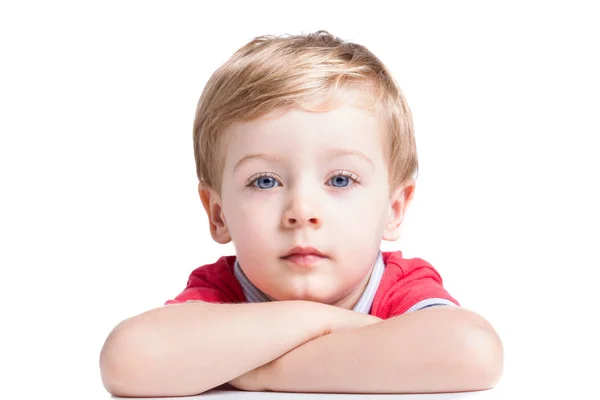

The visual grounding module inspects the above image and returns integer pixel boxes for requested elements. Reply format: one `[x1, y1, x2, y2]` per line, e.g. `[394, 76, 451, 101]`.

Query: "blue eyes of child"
[248, 172, 359, 190]
[253, 176, 277, 190]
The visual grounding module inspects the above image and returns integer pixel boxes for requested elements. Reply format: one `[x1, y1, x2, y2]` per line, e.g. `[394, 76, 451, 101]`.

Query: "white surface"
[125, 388, 500, 400]
[1, 1, 598, 399]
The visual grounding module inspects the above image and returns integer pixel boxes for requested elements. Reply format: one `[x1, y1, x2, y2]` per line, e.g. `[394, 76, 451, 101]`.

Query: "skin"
[99, 90, 503, 397]
[200, 89, 415, 310]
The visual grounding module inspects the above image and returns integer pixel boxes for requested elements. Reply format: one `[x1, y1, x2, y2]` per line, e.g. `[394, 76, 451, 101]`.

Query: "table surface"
[113, 388, 501, 400]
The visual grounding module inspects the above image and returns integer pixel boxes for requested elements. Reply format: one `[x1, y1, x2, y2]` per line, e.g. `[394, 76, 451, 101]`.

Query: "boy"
[99, 31, 503, 397]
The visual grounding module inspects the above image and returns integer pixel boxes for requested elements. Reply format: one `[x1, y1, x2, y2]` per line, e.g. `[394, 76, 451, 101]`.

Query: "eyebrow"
[233, 153, 284, 173]
[323, 148, 375, 170]
[232, 148, 375, 174]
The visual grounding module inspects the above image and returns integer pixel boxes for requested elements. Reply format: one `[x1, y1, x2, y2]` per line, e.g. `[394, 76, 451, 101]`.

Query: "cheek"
[334, 189, 387, 221]
[227, 197, 280, 241]
[227, 200, 282, 278]
[330, 193, 388, 241]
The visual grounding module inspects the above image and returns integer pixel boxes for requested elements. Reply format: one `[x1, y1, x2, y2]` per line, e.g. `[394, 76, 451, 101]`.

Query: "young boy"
[99, 31, 503, 397]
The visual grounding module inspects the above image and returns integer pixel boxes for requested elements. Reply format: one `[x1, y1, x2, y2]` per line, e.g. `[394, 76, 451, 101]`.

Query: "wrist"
[296, 300, 343, 337]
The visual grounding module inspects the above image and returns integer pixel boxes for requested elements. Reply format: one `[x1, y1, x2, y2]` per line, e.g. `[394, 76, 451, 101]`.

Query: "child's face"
[201, 92, 414, 309]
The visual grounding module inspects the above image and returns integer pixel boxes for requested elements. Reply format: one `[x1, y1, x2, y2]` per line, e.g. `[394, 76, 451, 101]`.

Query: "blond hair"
[193, 30, 418, 195]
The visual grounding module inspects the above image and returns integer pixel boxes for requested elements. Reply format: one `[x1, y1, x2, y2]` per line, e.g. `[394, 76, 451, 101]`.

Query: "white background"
[1, 1, 598, 399]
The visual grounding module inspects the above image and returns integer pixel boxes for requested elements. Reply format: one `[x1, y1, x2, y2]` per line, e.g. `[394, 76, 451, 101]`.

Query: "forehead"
[222, 101, 387, 170]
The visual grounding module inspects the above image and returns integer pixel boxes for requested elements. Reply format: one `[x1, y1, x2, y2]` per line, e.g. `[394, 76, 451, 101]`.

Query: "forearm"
[99, 300, 333, 397]
[260, 306, 503, 393]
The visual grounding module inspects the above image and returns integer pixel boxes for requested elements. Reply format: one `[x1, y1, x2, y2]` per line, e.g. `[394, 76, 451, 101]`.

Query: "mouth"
[280, 246, 328, 267]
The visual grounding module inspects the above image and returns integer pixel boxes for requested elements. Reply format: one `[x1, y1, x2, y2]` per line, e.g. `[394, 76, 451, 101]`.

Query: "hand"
[323, 307, 383, 335]
[229, 306, 382, 392]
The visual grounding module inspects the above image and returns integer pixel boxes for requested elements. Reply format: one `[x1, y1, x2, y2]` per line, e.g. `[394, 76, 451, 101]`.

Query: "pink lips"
[282, 253, 325, 266]
[281, 246, 327, 266]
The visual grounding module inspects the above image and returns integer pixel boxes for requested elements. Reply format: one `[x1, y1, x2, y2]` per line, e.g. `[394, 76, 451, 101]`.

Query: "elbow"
[99, 313, 209, 397]
[99, 320, 133, 397]
[99, 319, 153, 397]
[462, 323, 504, 391]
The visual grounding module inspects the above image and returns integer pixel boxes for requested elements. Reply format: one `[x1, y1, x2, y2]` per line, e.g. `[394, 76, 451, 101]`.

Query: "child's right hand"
[324, 306, 383, 334]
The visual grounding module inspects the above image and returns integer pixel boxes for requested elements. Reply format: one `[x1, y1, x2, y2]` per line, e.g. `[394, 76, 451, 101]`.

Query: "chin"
[278, 290, 336, 304]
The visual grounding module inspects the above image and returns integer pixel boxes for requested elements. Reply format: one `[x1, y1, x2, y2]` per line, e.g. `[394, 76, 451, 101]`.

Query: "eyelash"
[246, 171, 362, 191]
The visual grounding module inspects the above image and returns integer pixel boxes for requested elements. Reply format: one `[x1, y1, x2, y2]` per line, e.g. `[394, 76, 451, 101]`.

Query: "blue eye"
[328, 172, 360, 188]
[329, 175, 350, 188]
[251, 175, 279, 190]
[248, 171, 360, 191]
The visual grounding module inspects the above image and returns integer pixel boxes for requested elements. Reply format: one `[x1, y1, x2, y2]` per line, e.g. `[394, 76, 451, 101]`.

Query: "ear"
[382, 179, 416, 241]
[198, 182, 231, 244]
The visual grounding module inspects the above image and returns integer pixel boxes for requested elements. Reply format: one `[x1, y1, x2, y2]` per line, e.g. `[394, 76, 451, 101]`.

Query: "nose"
[282, 191, 322, 229]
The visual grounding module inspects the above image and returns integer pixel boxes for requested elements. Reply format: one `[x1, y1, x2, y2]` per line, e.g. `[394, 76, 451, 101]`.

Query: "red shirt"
[165, 251, 459, 319]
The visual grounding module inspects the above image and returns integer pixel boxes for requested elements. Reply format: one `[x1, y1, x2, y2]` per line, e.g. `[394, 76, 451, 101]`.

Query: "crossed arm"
[232, 305, 503, 393]
[100, 301, 503, 397]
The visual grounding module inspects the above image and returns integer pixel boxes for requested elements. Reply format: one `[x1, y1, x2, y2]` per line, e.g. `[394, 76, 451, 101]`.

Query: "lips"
[281, 246, 327, 258]
[281, 246, 327, 266]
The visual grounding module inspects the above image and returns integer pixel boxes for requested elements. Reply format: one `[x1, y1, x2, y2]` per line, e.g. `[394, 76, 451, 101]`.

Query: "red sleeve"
[371, 252, 460, 319]
[164, 256, 246, 305]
